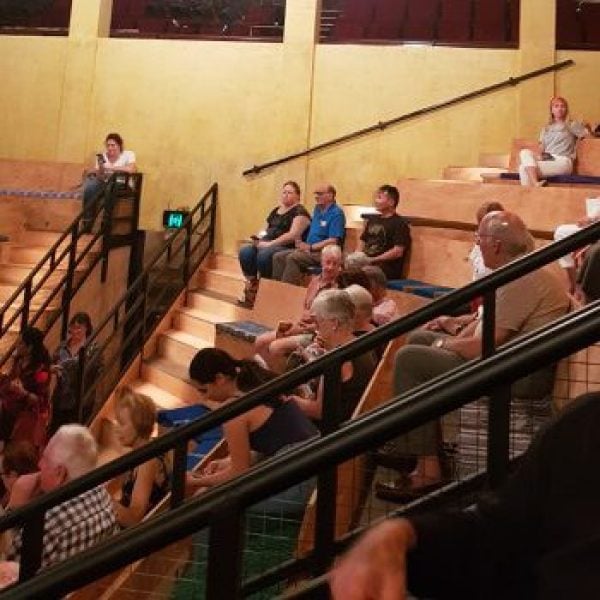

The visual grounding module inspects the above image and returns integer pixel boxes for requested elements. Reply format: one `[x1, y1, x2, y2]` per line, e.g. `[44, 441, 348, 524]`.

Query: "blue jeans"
[82, 175, 106, 223]
[238, 244, 289, 279]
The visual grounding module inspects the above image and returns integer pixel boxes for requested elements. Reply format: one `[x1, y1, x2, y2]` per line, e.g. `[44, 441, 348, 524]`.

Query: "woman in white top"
[519, 96, 590, 187]
[83, 132, 137, 230]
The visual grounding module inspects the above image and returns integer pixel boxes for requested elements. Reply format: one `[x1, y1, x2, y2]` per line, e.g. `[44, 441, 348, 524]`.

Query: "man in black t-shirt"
[356, 185, 411, 280]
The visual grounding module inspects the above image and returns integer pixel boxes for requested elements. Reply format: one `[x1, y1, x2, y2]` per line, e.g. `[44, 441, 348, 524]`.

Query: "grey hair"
[362, 265, 387, 289]
[344, 251, 371, 270]
[310, 289, 355, 328]
[48, 425, 98, 480]
[344, 284, 373, 316]
[321, 244, 342, 263]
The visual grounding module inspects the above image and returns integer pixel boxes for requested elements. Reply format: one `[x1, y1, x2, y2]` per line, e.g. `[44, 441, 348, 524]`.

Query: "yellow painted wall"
[0, 0, 598, 254]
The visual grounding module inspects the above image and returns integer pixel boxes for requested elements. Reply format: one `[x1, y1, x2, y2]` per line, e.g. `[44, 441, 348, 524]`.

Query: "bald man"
[376, 211, 569, 500]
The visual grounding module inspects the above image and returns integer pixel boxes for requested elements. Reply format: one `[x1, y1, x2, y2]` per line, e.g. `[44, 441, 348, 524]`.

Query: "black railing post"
[312, 363, 341, 577]
[19, 510, 45, 581]
[482, 290, 511, 486]
[206, 502, 245, 599]
[170, 440, 188, 509]
[182, 218, 192, 285]
[209, 186, 217, 249]
[76, 345, 87, 424]
[20, 280, 32, 330]
[60, 225, 78, 340]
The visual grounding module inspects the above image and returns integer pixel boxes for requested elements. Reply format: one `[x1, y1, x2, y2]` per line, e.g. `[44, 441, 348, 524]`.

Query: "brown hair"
[2, 440, 38, 476]
[114, 386, 157, 440]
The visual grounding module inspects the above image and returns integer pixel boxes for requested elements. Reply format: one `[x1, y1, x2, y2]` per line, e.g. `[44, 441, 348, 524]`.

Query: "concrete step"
[141, 357, 203, 404]
[196, 268, 245, 298]
[129, 380, 189, 411]
[186, 290, 252, 323]
[172, 308, 216, 343]
[156, 329, 212, 368]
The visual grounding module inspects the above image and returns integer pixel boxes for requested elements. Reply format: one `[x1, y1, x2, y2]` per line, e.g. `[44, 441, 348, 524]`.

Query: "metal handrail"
[0, 174, 139, 370]
[72, 182, 218, 422]
[243, 60, 574, 175]
[2, 297, 599, 599]
[0, 218, 598, 585]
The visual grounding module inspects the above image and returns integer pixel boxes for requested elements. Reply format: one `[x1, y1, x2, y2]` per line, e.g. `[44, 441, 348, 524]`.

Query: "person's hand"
[329, 519, 416, 600]
[276, 321, 294, 338]
[424, 316, 458, 334]
[257, 240, 271, 249]
[295, 240, 310, 252]
[201, 458, 228, 475]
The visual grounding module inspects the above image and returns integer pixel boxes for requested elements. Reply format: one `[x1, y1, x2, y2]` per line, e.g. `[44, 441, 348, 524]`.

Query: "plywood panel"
[398, 179, 591, 232]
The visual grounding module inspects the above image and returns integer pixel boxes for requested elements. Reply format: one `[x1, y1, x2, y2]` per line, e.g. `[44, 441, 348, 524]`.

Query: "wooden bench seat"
[480, 137, 600, 187]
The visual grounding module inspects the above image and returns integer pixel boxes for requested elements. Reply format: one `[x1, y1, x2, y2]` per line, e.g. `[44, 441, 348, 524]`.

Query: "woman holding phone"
[237, 181, 310, 307]
[82, 132, 137, 230]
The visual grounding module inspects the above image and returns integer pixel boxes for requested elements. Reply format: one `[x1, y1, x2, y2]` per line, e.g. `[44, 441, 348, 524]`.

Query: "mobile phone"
[96, 153, 105, 164]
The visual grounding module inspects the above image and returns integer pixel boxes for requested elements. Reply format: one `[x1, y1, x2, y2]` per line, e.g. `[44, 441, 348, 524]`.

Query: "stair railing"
[0, 219, 598, 597]
[0, 172, 141, 371]
[73, 182, 218, 423]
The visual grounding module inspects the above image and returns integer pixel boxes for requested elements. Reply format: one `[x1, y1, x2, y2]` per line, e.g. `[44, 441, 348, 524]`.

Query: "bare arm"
[113, 459, 159, 527]
[189, 417, 252, 488]
[442, 325, 512, 360]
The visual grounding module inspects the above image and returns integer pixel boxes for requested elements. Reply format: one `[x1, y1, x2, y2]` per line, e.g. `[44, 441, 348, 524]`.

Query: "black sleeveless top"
[248, 398, 318, 457]
[264, 204, 311, 246]
[120, 456, 170, 510]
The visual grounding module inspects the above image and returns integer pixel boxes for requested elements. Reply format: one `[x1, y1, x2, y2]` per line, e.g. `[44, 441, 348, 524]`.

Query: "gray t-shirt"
[539, 121, 588, 159]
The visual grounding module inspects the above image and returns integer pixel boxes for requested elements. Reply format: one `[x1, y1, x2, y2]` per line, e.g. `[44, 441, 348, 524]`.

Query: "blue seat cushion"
[387, 278, 454, 298]
[216, 320, 272, 342]
[157, 405, 222, 470]
[500, 172, 600, 185]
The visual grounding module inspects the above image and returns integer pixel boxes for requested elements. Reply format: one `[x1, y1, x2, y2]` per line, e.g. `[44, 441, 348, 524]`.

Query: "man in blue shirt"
[272, 183, 346, 285]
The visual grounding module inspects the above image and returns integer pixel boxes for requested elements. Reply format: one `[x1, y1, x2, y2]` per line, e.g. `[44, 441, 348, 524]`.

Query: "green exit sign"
[163, 210, 188, 229]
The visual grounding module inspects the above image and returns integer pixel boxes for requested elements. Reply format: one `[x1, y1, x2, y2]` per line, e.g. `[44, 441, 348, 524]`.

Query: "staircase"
[0, 227, 100, 355]
[123, 252, 249, 413]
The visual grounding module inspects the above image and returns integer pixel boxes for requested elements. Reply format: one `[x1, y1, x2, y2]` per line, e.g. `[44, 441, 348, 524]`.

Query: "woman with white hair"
[291, 289, 377, 423]
[255, 244, 343, 371]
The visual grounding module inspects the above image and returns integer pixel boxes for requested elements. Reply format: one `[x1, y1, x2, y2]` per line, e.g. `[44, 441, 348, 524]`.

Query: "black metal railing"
[0, 219, 598, 598]
[0, 173, 141, 372]
[243, 59, 573, 176]
[72, 182, 218, 423]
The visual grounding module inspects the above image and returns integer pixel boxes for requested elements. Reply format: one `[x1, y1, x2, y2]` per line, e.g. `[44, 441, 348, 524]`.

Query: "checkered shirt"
[9, 485, 117, 569]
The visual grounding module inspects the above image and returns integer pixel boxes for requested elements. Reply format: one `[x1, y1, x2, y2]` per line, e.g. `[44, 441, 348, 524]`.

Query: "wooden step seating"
[482, 138, 600, 187]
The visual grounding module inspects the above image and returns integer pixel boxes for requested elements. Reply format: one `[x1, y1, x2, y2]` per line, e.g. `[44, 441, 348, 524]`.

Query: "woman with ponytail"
[187, 348, 317, 493]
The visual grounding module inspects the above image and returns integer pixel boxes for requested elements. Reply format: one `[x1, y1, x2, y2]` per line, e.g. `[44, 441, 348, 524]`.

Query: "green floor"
[173, 513, 301, 599]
